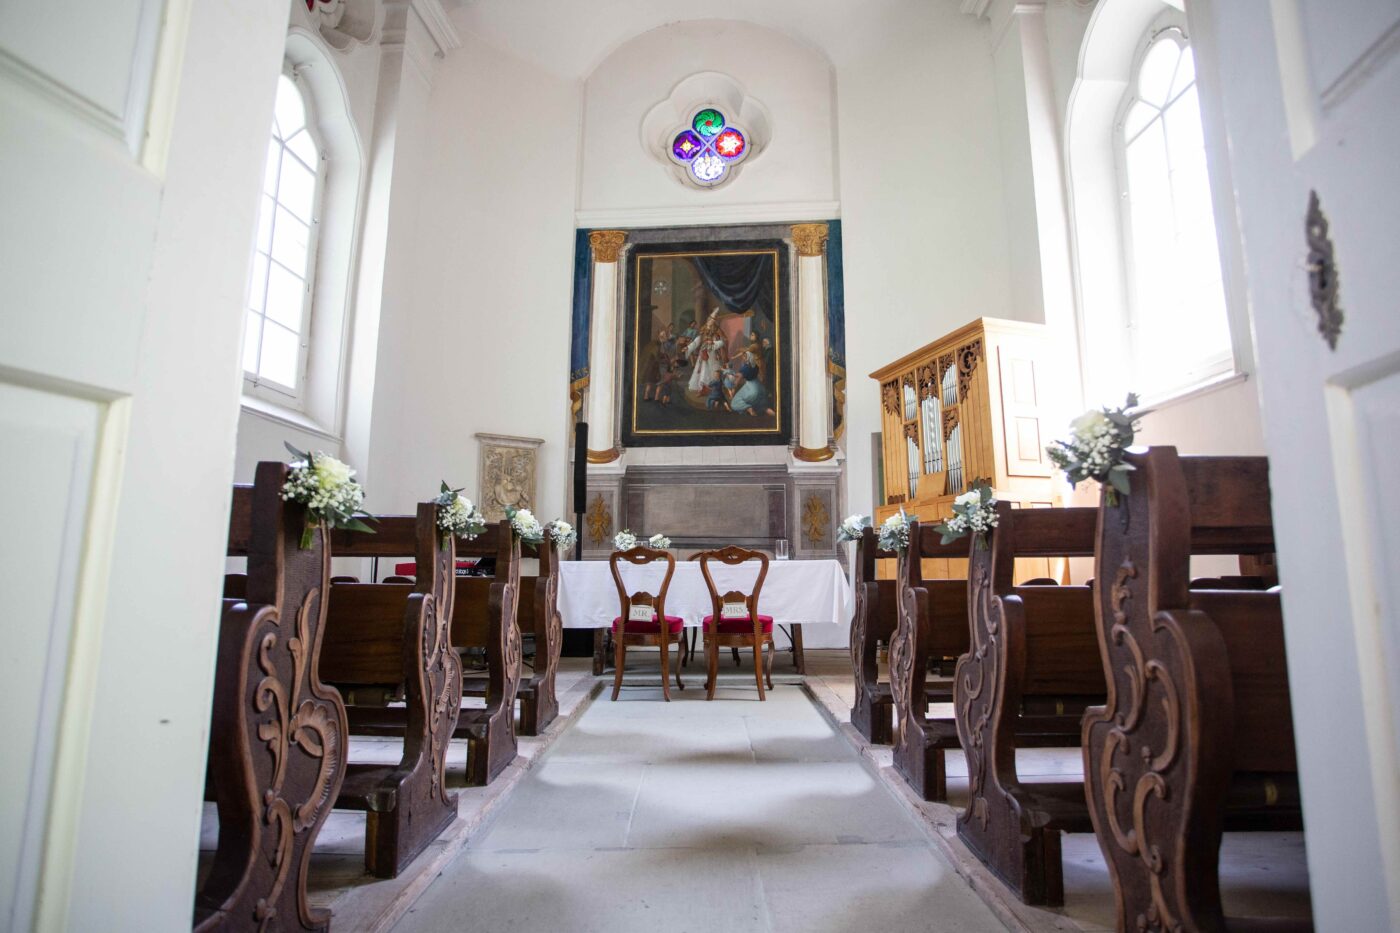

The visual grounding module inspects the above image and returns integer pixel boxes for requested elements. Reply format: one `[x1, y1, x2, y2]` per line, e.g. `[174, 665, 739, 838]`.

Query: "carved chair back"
[698, 545, 770, 634]
[609, 546, 676, 637]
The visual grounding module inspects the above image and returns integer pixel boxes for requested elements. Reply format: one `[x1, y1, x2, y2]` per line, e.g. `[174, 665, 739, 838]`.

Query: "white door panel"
[1201, 0, 1400, 927]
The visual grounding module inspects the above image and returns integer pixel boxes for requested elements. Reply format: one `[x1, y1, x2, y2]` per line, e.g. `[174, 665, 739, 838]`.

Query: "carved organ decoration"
[869, 318, 1058, 581]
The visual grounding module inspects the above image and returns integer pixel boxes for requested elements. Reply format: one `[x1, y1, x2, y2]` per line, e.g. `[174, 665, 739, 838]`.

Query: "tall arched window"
[1117, 28, 1232, 394]
[243, 70, 324, 404]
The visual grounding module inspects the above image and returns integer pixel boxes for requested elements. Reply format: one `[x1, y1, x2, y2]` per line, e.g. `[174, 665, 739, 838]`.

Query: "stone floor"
[801, 651, 1314, 933]
[390, 653, 1009, 933]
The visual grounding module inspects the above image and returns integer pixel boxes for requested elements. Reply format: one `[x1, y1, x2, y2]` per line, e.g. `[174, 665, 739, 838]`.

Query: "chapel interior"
[3, 1, 1398, 932]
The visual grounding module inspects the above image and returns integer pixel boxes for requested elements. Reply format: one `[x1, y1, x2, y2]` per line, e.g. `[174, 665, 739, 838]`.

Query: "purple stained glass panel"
[672, 130, 703, 161]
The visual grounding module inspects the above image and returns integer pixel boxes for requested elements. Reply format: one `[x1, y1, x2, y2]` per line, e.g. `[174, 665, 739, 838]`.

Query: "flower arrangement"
[932, 480, 999, 549]
[613, 530, 638, 551]
[506, 506, 544, 546]
[648, 533, 672, 550]
[281, 442, 374, 548]
[434, 482, 486, 544]
[877, 508, 916, 554]
[1045, 394, 1143, 505]
[836, 514, 872, 544]
[547, 519, 577, 552]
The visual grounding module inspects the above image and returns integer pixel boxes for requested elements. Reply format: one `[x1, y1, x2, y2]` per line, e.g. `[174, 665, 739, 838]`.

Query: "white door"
[0, 2, 288, 931]
[1196, 1, 1400, 929]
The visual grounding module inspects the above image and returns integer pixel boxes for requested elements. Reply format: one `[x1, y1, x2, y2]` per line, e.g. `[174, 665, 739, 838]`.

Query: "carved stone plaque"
[476, 433, 544, 522]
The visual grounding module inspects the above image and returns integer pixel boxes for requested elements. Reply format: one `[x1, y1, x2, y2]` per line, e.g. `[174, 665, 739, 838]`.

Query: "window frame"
[242, 63, 328, 410]
[1112, 23, 1238, 399]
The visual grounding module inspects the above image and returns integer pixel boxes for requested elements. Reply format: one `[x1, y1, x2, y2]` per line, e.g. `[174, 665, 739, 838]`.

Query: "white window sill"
[1132, 370, 1249, 415]
[240, 394, 341, 443]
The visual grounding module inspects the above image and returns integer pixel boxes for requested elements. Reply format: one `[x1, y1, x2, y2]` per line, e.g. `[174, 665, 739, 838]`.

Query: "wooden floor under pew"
[801, 648, 1313, 933]
[195, 658, 599, 933]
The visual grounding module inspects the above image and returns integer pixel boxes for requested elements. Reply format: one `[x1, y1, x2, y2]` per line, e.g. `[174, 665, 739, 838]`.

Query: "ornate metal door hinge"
[1306, 190, 1343, 350]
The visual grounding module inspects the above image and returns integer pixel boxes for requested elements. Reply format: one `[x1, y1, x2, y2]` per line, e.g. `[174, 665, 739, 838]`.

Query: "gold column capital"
[588, 230, 628, 264]
[790, 222, 829, 257]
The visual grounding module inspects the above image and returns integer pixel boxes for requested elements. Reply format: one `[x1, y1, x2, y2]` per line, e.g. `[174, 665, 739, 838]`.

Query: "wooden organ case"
[871, 318, 1062, 581]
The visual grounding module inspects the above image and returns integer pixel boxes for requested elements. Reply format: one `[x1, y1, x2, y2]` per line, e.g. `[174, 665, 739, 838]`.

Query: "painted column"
[792, 223, 833, 460]
[585, 230, 627, 462]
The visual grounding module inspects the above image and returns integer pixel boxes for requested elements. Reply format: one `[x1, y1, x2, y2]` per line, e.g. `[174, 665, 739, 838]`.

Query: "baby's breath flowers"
[613, 530, 638, 551]
[281, 442, 374, 548]
[837, 514, 872, 544]
[648, 533, 672, 550]
[877, 508, 916, 554]
[506, 506, 544, 547]
[547, 519, 577, 552]
[434, 482, 486, 544]
[932, 480, 999, 549]
[1045, 394, 1143, 505]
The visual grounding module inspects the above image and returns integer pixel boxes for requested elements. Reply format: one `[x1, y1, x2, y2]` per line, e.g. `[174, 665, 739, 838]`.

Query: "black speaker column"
[572, 422, 588, 561]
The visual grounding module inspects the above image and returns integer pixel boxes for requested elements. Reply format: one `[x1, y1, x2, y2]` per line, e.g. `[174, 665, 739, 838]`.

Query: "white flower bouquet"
[613, 529, 638, 551]
[836, 514, 872, 544]
[1045, 394, 1143, 505]
[434, 482, 486, 544]
[281, 442, 374, 548]
[648, 533, 672, 550]
[506, 506, 544, 546]
[547, 519, 577, 551]
[877, 508, 916, 554]
[932, 480, 999, 549]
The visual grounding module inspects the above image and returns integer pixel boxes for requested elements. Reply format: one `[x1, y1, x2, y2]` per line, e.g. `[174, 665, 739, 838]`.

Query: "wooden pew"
[890, 526, 971, 800]
[196, 462, 348, 933]
[447, 523, 523, 784]
[952, 504, 1103, 905]
[321, 505, 462, 878]
[1083, 448, 1304, 931]
[516, 529, 563, 735]
[850, 527, 900, 744]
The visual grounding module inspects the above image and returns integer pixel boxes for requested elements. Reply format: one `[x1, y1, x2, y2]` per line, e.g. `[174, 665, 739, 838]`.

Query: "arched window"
[243, 70, 324, 404]
[1117, 28, 1232, 393]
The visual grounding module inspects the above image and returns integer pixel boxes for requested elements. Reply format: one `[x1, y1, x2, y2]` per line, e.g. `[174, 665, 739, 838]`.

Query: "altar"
[558, 558, 855, 668]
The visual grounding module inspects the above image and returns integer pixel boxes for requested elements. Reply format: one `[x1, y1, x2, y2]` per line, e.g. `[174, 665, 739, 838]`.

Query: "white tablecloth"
[557, 559, 854, 648]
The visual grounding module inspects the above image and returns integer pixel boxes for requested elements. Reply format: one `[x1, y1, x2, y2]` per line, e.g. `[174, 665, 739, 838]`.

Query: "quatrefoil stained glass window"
[668, 107, 750, 188]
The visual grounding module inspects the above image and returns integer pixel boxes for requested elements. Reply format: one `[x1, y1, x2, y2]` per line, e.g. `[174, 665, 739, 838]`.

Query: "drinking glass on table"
[776, 539, 790, 560]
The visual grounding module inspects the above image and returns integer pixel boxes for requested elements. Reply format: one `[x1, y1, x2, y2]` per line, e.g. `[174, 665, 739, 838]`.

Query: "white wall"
[363, 32, 582, 520]
[835, 8, 1013, 518]
[578, 19, 837, 222]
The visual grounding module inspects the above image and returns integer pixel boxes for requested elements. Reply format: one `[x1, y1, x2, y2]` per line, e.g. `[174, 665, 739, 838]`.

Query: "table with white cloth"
[557, 558, 854, 674]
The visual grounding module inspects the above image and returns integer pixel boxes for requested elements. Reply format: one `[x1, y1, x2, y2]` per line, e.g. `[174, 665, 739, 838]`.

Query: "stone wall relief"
[476, 433, 544, 522]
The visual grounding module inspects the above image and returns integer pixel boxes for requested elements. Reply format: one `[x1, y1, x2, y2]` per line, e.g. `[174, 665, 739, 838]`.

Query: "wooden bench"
[515, 529, 563, 735]
[850, 527, 900, 744]
[320, 505, 462, 878]
[890, 525, 971, 800]
[196, 461, 348, 933]
[1083, 448, 1305, 931]
[952, 503, 1103, 905]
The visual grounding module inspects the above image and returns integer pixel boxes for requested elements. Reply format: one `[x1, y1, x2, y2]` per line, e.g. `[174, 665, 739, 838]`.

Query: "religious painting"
[622, 241, 791, 447]
[475, 433, 544, 521]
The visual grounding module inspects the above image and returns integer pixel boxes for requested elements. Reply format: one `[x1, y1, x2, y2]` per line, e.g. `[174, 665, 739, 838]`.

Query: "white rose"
[882, 513, 902, 528]
[553, 521, 573, 535]
[843, 514, 864, 527]
[1070, 410, 1110, 439]
[514, 508, 535, 524]
[313, 454, 353, 487]
[953, 490, 981, 509]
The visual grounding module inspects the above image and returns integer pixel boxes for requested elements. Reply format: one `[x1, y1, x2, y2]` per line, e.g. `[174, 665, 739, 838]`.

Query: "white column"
[792, 223, 833, 460]
[585, 230, 626, 461]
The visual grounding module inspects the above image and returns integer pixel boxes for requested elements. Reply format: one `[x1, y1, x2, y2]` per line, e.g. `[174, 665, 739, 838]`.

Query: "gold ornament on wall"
[790, 222, 829, 257]
[586, 494, 613, 545]
[589, 230, 627, 264]
[802, 493, 830, 547]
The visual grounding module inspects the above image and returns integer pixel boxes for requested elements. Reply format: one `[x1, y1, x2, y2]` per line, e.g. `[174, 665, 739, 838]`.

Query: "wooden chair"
[889, 525, 971, 800]
[517, 527, 563, 735]
[196, 462, 348, 933]
[850, 526, 899, 743]
[699, 546, 775, 700]
[1083, 448, 1304, 931]
[319, 505, 462, 878]
[950, 504, 1103, 904]
[610, 547, 685, 701]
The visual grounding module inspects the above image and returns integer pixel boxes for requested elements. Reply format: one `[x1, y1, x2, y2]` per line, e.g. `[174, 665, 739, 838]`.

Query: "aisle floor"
[392, 662, 1007, 933]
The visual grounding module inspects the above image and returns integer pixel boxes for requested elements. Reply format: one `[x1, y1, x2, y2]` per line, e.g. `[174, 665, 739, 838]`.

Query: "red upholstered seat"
[612, 615, 684, 635]
[702, 614, 774, 634]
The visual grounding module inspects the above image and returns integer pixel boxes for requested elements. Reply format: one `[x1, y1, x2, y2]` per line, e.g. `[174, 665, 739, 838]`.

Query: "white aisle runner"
[390, 679, 1006, 933]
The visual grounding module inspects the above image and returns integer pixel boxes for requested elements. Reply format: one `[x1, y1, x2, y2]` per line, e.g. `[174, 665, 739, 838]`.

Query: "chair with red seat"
[699, 546, 775, 701]
[610, 546, 686, 701]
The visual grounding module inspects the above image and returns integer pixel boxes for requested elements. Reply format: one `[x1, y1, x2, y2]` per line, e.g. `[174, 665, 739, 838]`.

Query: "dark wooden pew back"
[851, 526, 902, 743]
